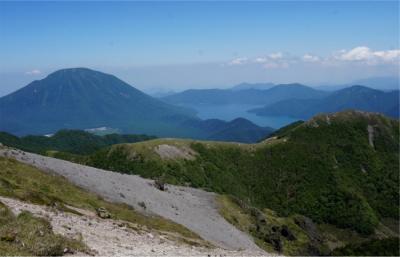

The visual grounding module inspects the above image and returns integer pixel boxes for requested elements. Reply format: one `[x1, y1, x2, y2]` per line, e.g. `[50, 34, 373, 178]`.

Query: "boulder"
[96, 207, 111, 219]
[154, 179, 166, 191]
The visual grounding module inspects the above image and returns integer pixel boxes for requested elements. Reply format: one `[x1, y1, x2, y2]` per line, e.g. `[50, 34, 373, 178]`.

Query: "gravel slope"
[0, 197, 268, 256]
[0, 148, 263, 253]
[0, 196, 267, 256]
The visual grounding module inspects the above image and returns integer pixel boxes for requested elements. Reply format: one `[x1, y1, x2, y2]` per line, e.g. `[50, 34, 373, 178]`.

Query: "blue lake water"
[182, 104, 298, 129]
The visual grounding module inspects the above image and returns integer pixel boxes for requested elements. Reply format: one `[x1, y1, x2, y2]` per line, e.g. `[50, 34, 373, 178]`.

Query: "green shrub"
[82, 114, 399, 235]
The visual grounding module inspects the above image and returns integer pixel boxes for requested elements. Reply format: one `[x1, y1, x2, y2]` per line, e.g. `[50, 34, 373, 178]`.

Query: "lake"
[181, 104, 298, 129]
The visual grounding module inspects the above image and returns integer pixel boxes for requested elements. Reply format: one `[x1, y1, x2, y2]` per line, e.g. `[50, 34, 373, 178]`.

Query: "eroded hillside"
[0, 154, 264, 256]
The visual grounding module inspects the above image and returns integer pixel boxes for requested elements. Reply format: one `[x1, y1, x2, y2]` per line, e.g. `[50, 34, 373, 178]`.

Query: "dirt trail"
[0, 196, 268, 256]
[0, 148, 263, 253]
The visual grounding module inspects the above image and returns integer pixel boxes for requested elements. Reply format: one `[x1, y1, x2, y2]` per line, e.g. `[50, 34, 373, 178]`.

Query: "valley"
[0, 110, 398, 256]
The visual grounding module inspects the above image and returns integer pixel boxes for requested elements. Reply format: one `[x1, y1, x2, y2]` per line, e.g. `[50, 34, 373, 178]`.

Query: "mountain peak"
[53, 67, 94, 73]
[342, 85, 377, 91]
[229, 117, 255, 126]
[46, 67, 110, 80]
[0, 68, 195, 136]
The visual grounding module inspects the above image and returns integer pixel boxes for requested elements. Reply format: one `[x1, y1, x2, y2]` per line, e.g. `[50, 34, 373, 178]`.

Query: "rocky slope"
[0, 196, 264, 256]
[0, 148, 262, 253]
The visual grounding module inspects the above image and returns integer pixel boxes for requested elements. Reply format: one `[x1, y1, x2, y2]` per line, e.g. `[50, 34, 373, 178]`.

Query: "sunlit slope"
[79, 111, 399, 237]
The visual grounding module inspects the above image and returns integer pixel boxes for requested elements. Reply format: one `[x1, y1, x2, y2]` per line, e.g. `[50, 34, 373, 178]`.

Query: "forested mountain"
[0, 130, 155, 155]
[250, 86, 399, 119]
[0, 68, 196, 136]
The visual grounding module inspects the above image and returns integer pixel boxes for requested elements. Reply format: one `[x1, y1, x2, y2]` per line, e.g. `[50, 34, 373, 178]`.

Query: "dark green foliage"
[182, 118, 274, 143]
[83, 112, 399, 236]
[0, 129, 156, 155]
[206, 118, 274, 143]
[331, 237, 400, 256]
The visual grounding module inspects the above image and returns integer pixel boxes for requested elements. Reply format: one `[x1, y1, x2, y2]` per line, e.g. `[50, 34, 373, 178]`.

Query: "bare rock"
[96, 207, 111, 219]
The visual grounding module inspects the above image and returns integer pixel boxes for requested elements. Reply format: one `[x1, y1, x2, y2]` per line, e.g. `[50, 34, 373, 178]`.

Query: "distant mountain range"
[1, 68, 397, 142]
[230, 82, 276, 91]
[249, 85, 399, 119]
[161, 83, 328, 105]
[0, 68, 272, 143]
[316, 76, 399, 91]
[161, 80, 399, 120]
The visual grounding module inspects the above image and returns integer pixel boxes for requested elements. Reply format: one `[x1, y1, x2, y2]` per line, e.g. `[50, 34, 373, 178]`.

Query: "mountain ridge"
[249, 85, 399, 119]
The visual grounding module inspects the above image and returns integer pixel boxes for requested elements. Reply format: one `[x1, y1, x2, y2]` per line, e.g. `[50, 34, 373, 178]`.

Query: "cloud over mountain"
[227, 46, 400, 69]
[334, 46, 400, 65]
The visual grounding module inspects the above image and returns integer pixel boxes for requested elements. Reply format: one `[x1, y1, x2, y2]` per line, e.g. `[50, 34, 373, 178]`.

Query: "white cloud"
[226, 47, 399, 69]
[373, 49, 400, 62]
[25, 69, 41, 75]
[228, 57, 248, 65]
[252, 53, 292, 69]
[268, 52, 283, 59]
[302, 54, 320, 62]
[336, 46, 371, 61]
[334, 46, 400, 65]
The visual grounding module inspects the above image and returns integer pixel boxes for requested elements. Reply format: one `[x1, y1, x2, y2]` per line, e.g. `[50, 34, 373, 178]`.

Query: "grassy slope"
[0, 201, 87, 256]
[67, 111, 399, 255]
[0, 156, 204, 251]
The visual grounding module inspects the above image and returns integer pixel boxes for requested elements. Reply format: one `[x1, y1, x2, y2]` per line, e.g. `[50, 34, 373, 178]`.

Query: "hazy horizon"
[1, 66, 399, 97]
[1, 1, 399, 96]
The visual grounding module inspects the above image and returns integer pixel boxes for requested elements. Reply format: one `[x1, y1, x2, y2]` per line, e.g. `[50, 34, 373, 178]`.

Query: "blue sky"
[0, 1, 399, 95]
